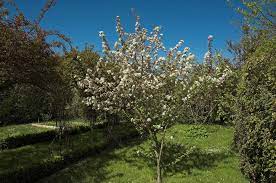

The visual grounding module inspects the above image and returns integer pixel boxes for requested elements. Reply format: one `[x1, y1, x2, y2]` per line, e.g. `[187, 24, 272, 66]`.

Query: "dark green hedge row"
[0, 123, 110, 150]
[233, 38, 276, 183]
[0, 125, 138, 183]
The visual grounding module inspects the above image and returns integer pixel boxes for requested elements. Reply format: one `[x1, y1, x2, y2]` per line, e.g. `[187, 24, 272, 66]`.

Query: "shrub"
[233, 37, 276, 182]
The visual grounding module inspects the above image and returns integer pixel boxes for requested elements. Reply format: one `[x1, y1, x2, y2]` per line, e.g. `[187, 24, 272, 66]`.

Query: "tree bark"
[149, 126, 167, 183]
[156, 153, 162, 183]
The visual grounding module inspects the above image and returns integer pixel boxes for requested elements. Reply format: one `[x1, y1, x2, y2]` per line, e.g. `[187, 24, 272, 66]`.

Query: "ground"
[0, 121, 249, 182]
[7, 123, 247, 183]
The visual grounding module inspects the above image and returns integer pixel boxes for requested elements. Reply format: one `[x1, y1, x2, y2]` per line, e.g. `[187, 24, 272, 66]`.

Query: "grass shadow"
[127, 141, 233, 177]
[39, 133, 146, 183]
[39, 132, 234, 182]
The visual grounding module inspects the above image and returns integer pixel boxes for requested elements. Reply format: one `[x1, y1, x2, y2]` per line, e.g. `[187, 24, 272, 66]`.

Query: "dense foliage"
[59, 45, 100, 120]
[0, 23, 69, 123]
[227, 1, 276, 182]
[233, 37, 276, 182]
[0, 1, 100, 124]
[0, 0, 72, 124]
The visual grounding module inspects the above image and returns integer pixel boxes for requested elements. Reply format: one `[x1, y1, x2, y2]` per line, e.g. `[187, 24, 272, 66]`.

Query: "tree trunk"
[156, 156, 162, 183]
[149, 129, 166, 183]
[152, 138, 162, 183]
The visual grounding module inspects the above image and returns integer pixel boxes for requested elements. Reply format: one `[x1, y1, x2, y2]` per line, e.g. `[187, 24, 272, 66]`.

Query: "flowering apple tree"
[180, 35, 233, 124]
[79, 17, 232, 182]
[78, 16, 196, 182]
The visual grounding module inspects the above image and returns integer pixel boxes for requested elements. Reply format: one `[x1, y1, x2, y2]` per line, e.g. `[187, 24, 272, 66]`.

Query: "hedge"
[0, 124, 138, 183]
[233, 38, 276, 182]
[0, 122, 111, 150]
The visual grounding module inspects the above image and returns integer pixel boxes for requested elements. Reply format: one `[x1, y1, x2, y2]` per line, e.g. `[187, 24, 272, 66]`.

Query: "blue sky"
[10, 0, 242, 60]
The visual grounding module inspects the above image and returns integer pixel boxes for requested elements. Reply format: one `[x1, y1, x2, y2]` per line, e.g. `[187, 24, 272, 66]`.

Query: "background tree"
[61, 45, 100, 121]
[0, 0, 72, 124]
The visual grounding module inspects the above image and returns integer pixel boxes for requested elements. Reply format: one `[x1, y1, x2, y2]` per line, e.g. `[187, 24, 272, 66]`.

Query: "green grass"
[0, 124, 137, 182]
[39, 119, 90, 127]
[0, 129, 105, 174]
[0, 124, 51, 141]
[0, 120, 91, 143]
[39, 124, 249, 183]
[0, 123, 248, 182]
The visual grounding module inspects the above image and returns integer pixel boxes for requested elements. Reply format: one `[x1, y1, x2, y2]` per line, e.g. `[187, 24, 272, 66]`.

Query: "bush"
[233, 37, 276, 182]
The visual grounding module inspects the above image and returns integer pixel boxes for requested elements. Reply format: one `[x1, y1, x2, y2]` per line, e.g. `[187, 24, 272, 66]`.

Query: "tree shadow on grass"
[127, 141, 234, 177]
[39, 135, 146, 183]
[163, 145, 232, 176]
[40, 135, 232, 182]
[38, 146, 122, 183]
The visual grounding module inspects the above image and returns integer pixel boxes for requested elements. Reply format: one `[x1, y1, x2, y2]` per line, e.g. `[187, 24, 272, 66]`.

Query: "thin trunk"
[149, 131, 162, 183]
[148, 124, 168, 183]
[156, 128, 166, 183]
[156, 155, 162, 183]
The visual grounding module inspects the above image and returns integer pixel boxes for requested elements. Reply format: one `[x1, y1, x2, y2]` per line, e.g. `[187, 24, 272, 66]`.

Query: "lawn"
[0, 120, 90, 141]
[0, 120, 93, 150]
[0, 123, 137, 182]
[0, 123, 52, 141]
[0, 122, 249, 183]
[39, 124, 249, 183]
[39, 119, 90, 127]
[0, 129, 106, 175]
